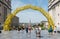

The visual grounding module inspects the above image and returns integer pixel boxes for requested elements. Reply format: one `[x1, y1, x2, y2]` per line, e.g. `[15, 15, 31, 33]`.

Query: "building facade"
[11, 16, 19, 27]
[0, 0, 11, 27]
[48, 0, 60, 27]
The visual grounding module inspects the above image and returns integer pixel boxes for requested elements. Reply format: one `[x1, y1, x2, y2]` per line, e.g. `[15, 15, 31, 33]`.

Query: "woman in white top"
[54, 26, 57, 33]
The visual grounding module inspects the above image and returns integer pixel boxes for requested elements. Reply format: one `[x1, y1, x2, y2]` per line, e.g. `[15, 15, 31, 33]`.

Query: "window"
[58, 23, 59, 25]
[5, 0, 9, 1]
[49, 0, 51, 2]
[58, 13, 59, 16]
[0, 23, 1, 25]
[5, 0, 11, 6]
[49, 0, 51, 3]
[58, 3, 60, 8]
[57, 4, 59, 7]
[52, 0, 55, 3]
[0, 4, 1, 7]
[0, 13, 1, 16]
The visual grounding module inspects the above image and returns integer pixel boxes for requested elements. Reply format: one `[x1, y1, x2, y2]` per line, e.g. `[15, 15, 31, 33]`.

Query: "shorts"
[54, 31, 56, 33]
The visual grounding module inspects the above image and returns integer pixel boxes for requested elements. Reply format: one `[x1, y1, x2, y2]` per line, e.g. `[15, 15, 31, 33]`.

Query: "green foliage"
[38, 23, 44, 27]
[41, 27, 45, 30]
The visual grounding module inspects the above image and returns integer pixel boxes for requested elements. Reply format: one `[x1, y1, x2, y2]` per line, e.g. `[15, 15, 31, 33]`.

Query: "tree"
[38, 23, 44, 27]
[40, 23, 44, 27]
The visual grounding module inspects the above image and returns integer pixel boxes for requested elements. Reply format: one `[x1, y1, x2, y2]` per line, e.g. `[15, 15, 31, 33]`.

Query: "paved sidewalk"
[0, 30, 60, 39]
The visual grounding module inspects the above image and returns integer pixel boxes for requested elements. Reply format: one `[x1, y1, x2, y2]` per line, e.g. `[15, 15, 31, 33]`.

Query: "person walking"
[54, 26, 57, 33]
[35, 26, 41, 37]
[26, 27, 28, 33]
[18, 26, 21, 31]
[53, 26, 57, 34]
[28, 26, 31, 33]
[48, 26, 53, 34]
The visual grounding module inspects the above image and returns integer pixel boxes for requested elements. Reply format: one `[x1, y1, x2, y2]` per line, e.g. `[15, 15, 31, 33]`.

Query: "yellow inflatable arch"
[3, 5, 54, 31]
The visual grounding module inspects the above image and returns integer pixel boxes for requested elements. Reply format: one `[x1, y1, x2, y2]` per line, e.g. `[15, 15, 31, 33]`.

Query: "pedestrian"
[22, 24, 25, 30]
[26, 27, 28, 33]
[28, 26, 31, 33]
[35, 26, 41, 37]
[39, 27, 41, 34]
[35, 27, 38, 33]
[48, 26, 53, 34]
[54, 26, 57, 33]
[18, 26, 21, 31]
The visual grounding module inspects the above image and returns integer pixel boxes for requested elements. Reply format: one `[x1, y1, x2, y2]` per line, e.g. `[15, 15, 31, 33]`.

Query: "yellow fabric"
[3, 5, 55, 31]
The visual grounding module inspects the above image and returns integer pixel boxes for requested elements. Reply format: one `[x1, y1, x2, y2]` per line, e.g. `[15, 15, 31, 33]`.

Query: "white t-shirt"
[35, 28, 40, 33]
[54, 27, 57, 31]
[39, 27, 41, 30]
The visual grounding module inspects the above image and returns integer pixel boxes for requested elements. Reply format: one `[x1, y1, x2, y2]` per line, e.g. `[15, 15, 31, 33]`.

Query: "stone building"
[11, 16, 19, 27]
[0, 0, 11, 28]
[48, 0, 60, 30]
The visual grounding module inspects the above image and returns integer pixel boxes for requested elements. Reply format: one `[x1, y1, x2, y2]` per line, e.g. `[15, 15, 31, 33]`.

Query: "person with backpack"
[48, 26, 53, 34]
